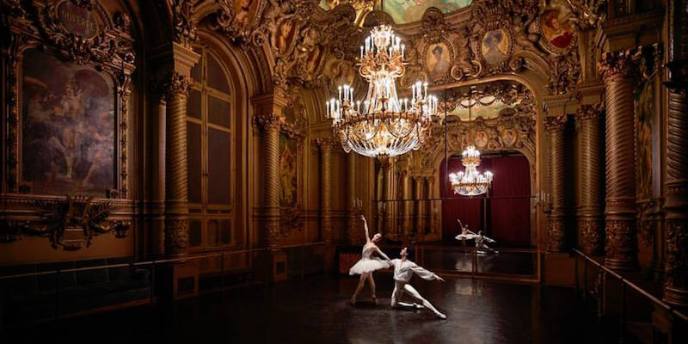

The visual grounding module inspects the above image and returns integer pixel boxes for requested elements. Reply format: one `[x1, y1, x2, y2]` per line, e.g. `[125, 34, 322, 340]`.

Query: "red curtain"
[487, 155, 531, 245]
[440, 157, 482, 240]
[441, 154, 531, 246]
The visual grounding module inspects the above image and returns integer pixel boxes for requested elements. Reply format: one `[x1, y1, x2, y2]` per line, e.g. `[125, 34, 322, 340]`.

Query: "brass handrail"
[573, 248, 688, 323]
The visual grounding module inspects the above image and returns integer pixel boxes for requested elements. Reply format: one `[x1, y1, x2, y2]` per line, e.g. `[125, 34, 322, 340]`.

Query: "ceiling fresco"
[319, 0, 472, 24]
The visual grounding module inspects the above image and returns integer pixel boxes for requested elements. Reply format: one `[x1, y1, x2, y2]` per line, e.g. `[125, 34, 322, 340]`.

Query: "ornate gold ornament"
[0, 195, 130, 250]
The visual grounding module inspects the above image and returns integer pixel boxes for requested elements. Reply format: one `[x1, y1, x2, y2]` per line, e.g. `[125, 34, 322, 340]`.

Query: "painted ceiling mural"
[319, 1, 472, 24]
[383, 0, 472, 23]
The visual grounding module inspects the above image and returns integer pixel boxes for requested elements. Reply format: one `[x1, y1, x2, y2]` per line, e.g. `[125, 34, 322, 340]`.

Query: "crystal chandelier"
[325, 25, 438, 159]
[448, 146, 494, 196]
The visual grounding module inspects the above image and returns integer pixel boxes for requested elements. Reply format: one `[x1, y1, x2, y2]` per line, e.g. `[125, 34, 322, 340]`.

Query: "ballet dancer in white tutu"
[349, 215, 391, 305]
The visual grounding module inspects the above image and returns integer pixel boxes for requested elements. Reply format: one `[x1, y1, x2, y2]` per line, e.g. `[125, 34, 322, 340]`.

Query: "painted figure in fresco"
[542, 8, 574, 49]
[427, 44, 450, 80]
[481, 30, 510, 65]
[279, 140, 297, 206]
[349, 215, 392, 305]
[234, 0, 254, 27]
[389, 247, 447, 319]
[22, 50, 114, 196]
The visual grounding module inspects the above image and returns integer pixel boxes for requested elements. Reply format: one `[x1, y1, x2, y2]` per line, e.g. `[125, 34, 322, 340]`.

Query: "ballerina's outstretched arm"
[375, 247, 391, 262]
[361, 215, 371, 243]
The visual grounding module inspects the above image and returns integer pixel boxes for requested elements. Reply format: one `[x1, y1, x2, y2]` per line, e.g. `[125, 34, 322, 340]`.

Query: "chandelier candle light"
[449, 146, 494, 196]
[326, 25, 439, 159]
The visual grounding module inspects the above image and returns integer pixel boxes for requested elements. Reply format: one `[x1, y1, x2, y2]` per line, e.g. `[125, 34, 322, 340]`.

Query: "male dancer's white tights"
[390, 281, 446, 318]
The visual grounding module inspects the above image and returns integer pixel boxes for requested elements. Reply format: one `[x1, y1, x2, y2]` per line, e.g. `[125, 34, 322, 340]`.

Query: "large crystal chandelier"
[448, 146, 494, 196]
[325, 25, 438, 158]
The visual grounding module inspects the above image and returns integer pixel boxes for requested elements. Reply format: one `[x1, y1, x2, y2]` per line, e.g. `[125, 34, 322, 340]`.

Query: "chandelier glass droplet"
[326, 25, 438, 159]
[448, 146, 494, 196]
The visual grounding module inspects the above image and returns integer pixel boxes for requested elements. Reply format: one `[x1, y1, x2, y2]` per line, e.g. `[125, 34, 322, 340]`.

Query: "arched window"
[186, 45, 234, 250]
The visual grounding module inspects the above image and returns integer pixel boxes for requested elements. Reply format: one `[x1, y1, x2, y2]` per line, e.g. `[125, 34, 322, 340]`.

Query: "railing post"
[575, 254, 580, 296]
[583, 259, 588, 302]
[620, 283, 626, 343]
[54, 269, 60, 321]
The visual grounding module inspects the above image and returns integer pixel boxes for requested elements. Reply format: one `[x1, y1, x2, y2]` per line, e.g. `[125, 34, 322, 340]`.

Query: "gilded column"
[346, 153, 358, 244]
[424, 177, 434, 236]
[162, 42, 199, 257]
[164, 73, 192, 256]
[545, 115, 567, 252]
[400, 171, 413, 239]
[381, 158, 397, 238]
[256, 113, 282, 251]
[414, 176, 425, 238]
[598, 49, 639, 270]
[576, 104, 604, 256]
[663, 0, 688, 307]
[318, 139, 333, 245]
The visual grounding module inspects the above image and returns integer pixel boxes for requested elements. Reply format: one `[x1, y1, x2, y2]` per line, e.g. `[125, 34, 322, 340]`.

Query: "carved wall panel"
[1, 0, 136, 251]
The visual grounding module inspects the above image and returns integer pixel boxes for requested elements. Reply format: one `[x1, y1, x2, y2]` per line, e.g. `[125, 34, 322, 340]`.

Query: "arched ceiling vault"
[156, 0, 602, 124]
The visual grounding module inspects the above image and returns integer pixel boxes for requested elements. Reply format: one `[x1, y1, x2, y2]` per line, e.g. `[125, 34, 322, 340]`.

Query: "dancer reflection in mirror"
[349, 215, 391, 305]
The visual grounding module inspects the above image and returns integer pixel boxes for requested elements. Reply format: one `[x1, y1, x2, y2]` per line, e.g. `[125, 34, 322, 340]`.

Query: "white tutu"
[349, 257, 390, 275]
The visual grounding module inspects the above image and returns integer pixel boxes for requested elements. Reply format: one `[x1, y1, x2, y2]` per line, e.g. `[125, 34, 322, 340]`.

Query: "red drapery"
[441, 154, 531, 246]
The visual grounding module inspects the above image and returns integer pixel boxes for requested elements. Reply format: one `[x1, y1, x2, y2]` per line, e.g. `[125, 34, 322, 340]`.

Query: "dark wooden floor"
[6, 273, 608, 344]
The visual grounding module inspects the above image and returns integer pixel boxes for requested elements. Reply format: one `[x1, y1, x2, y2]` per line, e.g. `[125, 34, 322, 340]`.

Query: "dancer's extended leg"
[391, 282, 424, 309]
[403, 284, 446, 319]
[367, 273, 377, 303]
[351, 273, 368, 304]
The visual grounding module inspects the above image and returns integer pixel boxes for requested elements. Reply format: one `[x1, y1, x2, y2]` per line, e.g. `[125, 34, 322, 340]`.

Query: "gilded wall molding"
[0, 195, 130, 250]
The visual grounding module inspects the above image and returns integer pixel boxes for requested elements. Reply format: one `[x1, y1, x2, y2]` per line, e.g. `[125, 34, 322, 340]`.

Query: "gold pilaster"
[400, 171, 413, 239]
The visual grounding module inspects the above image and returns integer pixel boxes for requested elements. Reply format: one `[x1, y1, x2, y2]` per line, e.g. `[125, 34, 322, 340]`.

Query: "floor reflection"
[8, 275, 603, 344]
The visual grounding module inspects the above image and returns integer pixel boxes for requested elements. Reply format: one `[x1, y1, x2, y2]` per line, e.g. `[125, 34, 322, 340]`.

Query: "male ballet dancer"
[389, 247, 447, 319]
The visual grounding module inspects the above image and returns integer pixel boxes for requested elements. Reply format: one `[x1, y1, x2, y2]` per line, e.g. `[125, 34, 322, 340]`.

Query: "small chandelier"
[449, 146, 494, 196]
[326, 25, 438, 159]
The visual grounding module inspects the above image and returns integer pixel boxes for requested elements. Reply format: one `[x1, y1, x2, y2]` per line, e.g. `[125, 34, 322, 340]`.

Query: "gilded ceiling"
[319, 0, 472, 24]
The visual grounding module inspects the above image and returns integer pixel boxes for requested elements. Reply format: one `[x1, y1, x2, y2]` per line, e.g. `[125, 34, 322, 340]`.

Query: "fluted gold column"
[599, 49, 639, 270]
[414, 176, 425, 238]
[256, 113, 282, 251]
[346, 153, 358, 244]
[400, 171, 413, 239]
[663, 1, 688, 306]
[425, 177, 434, 236]
[164, 73, 192, 256]
[576, 104, 604, 256]
[382, 158, 397, 238]
[545, 116, 567, 252]
[162, 43, 199, 257]
[318, 139, 333, 245]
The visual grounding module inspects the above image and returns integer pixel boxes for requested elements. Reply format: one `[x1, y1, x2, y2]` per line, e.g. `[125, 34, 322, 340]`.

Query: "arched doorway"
[440, 152, 531, 246]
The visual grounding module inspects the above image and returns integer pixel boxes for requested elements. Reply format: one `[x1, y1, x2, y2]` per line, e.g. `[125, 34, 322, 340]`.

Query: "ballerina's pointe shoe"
[350, 297, 357, 305]
[371, 296, 377, 305]
[436, 312, 447, 320]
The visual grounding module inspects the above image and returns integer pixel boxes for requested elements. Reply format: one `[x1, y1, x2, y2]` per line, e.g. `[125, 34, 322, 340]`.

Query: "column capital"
[598, 48, 641, 81]
[164, 72, 192, 97]
[544, 115, 567, 131]
[575, 103, 603, 121]
[315, 137, 337, 150]
[254, 112, 283, 131]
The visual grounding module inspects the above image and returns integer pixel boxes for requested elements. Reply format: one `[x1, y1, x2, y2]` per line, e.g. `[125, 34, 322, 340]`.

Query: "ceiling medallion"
[326, 25, 439, 159]
[449, 145, 494, 196]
